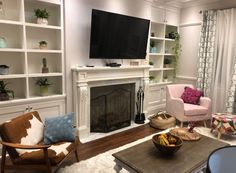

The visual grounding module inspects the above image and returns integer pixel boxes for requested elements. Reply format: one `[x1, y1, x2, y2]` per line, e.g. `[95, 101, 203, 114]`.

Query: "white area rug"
[58, 127, 236, 173]
[194, 127, 236, 145]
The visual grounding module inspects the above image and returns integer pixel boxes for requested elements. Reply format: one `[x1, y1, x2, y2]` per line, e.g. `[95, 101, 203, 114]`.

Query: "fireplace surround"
[72, 66, 150, 139]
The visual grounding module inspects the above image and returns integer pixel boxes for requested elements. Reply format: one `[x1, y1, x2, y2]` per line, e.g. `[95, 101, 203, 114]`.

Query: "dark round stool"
[206, 146, 236, 173]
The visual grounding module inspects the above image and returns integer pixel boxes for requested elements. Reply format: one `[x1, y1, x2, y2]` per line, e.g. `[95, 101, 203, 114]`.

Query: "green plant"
[164, 58, 171, 65]
[163, 75, 168, 79]
[172, 32, 181, 78]
[149, 75, 155, 81]
[34, 8, 49, 19]
[168, 31, 177, 39]
[150, 41, 155, 48]
[0, 65, 9, 68]
[149, 61, 154, 66]
[35, 78, 52, 86]
[39, 40, 47, 45]
[0, 80, 14, 98]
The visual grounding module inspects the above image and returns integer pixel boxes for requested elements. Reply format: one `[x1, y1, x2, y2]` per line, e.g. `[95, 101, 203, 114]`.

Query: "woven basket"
[148, 112, 176, 130]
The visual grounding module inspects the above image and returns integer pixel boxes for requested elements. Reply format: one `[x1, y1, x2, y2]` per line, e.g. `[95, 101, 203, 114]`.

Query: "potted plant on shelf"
[163, 75, 168, 82]
[164, 58, 171, 68]
[149, 75, 155, 83]
[34, 8, 49, 25]
[35, 78, 52, 96]
[150, 41, 157, 53]
[39, 40, 47, 50]
[0, 80, 14, 101]
[0, 65, 9, 75]
[42, 58, 49, 73]
[149, 61, 154, 66]
[168, 31, 178, 39]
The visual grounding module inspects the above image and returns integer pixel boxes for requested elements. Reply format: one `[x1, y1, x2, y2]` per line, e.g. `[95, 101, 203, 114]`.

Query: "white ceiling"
[147, 0, 222, 9]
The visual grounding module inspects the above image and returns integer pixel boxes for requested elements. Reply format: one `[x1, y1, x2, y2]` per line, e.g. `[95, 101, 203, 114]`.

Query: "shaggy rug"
[58, 127, 236, 173]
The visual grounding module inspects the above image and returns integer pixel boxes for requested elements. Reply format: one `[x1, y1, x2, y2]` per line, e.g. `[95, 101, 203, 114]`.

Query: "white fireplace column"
[77, 83, 90, 137]
[72, 66, 150, 139]
[72, 71, 91, 138]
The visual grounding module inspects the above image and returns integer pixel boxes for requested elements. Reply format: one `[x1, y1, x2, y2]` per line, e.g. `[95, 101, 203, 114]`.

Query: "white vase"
[39, 44, 47, 50]
[163, 79, 168, 82]
[37, 18, 48, 25]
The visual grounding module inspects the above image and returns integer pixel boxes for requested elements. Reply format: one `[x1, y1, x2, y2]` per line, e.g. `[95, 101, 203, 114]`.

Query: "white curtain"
[212, 9, 236, 113]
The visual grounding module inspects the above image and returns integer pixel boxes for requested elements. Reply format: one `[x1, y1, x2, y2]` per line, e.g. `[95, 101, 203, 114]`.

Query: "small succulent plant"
[150, 41, 155, 48]
[0, 65, 9, 68]
[149, 76, 155, 81]
[164, 58, 171, 65]
[34, 8, 50, 19]
[39, 40, 47, 45]
[149, 61, 154, 66]
[35, 78, 52, 86]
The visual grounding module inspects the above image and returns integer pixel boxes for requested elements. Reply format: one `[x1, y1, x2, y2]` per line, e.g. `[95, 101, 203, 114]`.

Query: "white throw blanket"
[58, 127, 236, 173]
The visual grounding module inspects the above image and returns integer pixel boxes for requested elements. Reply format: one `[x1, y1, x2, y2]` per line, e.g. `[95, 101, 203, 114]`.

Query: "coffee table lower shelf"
[112, 136, 228, 173]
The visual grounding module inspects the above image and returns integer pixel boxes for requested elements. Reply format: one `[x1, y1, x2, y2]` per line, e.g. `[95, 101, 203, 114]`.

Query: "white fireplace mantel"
[72, 66, 150, 138]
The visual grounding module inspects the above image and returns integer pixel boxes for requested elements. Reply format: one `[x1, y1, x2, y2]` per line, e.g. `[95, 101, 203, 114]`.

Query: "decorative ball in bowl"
[152, 133, 183, 155]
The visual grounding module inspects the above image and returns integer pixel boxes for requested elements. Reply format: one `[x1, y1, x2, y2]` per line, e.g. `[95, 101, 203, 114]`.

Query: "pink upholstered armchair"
[166, 84, 211, 127]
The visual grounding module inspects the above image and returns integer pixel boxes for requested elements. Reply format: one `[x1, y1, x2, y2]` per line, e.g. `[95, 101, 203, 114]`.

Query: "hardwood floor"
[3, 124, 160, 173]
[77, 123, 160, 161]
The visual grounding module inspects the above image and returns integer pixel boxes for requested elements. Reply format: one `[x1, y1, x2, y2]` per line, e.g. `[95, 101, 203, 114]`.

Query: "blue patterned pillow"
[44, 112, 76, 144]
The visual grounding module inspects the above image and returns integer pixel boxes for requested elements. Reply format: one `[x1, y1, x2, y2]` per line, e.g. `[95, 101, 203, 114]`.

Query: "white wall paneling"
[65, 0, 177, 112]
[178, 0, 236, 85]
[178, 24, 201, 79]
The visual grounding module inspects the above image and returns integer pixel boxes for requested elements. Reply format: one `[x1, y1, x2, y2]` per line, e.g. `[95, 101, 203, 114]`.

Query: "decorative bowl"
[152, 133, 183, 155]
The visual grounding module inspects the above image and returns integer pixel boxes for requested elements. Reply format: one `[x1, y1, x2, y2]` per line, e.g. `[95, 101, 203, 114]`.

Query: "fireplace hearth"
[90, 84, 135, 132]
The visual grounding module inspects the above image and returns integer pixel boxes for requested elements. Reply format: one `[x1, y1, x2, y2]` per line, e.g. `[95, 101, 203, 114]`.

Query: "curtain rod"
[199, 7, 234, 14]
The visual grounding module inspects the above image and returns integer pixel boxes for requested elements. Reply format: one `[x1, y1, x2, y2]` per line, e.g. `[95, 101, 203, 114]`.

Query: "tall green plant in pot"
[36, 78, 52, 96]
[172, 32, 181, 78]
[0, 80, 14, 101]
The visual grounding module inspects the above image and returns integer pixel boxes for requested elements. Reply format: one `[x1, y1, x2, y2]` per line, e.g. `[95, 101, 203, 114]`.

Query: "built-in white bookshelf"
[0, 0, 64, 104]
[148, 21, 178, 85]
[147, 21, 178, 116]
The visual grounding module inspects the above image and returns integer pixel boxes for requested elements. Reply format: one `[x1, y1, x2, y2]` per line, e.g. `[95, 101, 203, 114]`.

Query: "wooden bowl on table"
[152, 133, 183, 155]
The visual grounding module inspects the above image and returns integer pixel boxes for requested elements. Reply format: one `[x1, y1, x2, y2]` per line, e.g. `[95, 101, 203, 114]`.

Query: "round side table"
[206, 146, 236, 173]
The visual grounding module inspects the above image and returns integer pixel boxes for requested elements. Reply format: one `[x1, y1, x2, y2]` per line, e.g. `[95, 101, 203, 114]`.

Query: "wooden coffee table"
[112, 135, 228, 173]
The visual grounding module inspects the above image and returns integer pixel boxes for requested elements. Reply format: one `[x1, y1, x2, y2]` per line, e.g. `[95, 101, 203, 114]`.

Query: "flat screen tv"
[89, 9, 150, 59]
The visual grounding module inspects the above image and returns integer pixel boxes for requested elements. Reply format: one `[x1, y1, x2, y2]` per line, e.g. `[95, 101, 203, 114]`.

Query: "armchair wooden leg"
[43, 148, 52, 173]
[1, 146, 6, 173]
[180, 122, 183, 128]
[204, 121, 207, 127]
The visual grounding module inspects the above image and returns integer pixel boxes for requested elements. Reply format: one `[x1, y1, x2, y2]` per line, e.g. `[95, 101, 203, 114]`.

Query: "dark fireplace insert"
[90, 83, 135, 133]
